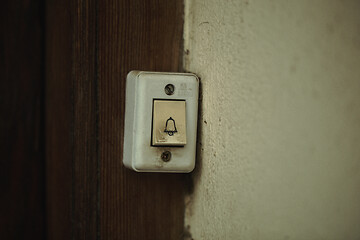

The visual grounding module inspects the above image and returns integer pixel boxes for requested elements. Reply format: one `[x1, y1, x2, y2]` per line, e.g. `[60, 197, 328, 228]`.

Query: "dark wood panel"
[0, 0, 45, 239]
[72, 0, 99, 239]
[45, 0, 73, 239]
[45, 0, 98, 239]
[97, 0, 185, 239]
[46, 0, 185, 239]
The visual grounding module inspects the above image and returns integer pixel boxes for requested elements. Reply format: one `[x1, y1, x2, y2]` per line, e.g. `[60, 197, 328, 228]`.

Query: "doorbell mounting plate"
[123, 71, 199, 173]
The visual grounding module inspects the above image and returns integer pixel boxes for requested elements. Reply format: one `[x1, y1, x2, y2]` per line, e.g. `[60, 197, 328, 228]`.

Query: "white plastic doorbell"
[123, 71, 199, 172]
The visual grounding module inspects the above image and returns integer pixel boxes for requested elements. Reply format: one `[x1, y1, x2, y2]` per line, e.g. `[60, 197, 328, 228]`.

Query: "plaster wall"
[184, 0, 360, 239]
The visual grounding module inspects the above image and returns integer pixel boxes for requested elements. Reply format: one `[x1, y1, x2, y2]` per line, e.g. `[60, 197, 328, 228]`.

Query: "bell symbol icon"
[164, 117, 177, 136]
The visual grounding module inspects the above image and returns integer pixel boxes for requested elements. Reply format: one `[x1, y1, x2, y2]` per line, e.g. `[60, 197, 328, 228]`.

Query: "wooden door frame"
[45, 0, 186, 239]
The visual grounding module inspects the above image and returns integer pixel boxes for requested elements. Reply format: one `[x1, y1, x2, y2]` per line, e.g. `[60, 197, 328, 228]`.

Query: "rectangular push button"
[152, 100, 186, 146]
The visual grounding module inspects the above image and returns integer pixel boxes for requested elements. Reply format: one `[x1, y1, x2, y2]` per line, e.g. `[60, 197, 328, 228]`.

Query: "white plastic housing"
[123, 71, 199, 172]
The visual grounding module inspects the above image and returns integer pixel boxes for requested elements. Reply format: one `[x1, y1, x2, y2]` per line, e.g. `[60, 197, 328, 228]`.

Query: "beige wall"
[183, 0, 360, 239]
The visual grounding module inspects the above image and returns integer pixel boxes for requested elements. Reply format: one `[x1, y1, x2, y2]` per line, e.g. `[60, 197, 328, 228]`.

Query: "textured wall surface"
[184, 0, 360, 239]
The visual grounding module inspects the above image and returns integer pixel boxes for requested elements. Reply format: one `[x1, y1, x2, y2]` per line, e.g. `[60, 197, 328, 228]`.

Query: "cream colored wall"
[183, 0, 360, 239]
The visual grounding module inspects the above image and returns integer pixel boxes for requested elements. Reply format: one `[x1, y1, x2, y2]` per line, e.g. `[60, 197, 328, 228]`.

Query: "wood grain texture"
[98, 0, 185, 238]
[0, 0, 45, 239]
[46, 0, 185, 239]
[72, 0, 99, 239]
[45, 0, 73, 239]
[46, 0, 98, 239]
